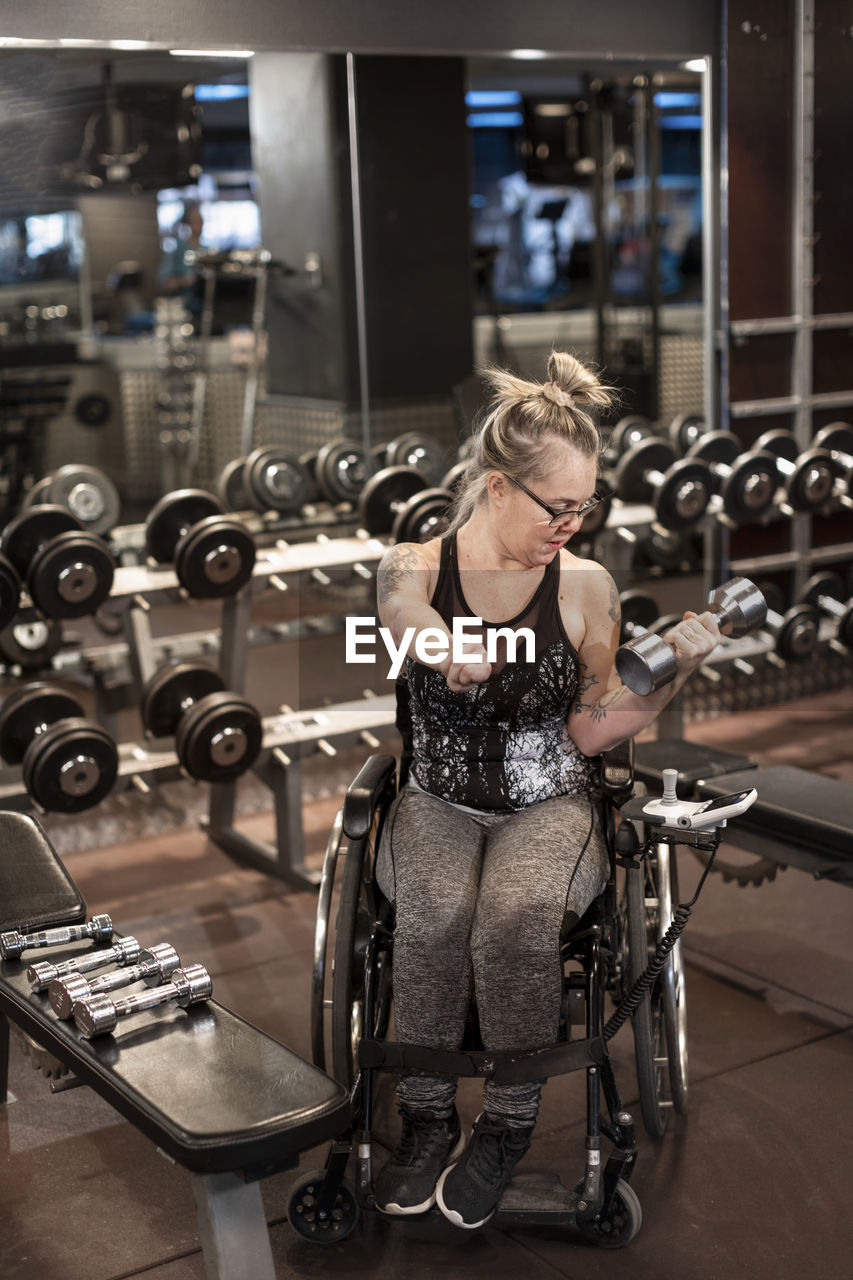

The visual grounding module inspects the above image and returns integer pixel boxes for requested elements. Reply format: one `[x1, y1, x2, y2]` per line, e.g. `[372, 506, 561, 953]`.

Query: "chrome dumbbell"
[29, 935, 140, 992]
[74, 963, 213, 1038]
[0, 914, 112, 961]
[616, 577, 767, 694]
[49, 943, 180, 1018]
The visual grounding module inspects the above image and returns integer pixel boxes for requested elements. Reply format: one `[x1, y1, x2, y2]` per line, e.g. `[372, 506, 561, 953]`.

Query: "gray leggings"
[374, 785, 609, 1128]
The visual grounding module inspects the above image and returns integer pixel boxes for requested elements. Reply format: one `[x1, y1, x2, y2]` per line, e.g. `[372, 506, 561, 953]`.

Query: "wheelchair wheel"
[311, 808, 345, 1072]
[658, 842, 688, 1116]
[287, 1168, 361, 1243]
[576, 1177, 642, 1249]
[331, 831, 393, 1090]
[624, 857, 670, 1138]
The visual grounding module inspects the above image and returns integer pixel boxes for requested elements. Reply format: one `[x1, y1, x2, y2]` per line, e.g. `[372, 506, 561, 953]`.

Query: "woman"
[372, 351, 720, 1229]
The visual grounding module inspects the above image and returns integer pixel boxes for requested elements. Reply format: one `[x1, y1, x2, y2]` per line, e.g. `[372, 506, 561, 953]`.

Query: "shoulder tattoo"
[377, 544, 421, 604]
[607, 576, 620, 625]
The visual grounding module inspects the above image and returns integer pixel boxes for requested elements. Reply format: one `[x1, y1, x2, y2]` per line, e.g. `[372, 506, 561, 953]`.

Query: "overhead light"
[466, 111, 524, 129]
[681, 58, 707, 73]
[58, 38, 107, 47]
[465, 90, 522, 107]
[195, 84, 250, 101]
[107, 39, 157, 50]
[170, 48, 254, 58]
[534, 103, 573, 118]
[509, 49, 547, 60]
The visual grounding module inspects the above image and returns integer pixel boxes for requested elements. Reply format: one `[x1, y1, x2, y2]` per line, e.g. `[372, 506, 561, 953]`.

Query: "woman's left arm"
[566, 565, 721, 756]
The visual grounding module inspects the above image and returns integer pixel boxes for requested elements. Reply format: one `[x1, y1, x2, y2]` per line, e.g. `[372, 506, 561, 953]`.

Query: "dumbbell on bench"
[799, 572, 853, 650]
[1, 913, 112, 961]
[28, 935, 141, 992]
[754, 429, 835, 514]
[145, 490, 256, 598]
[684, 431, 778, 525]
[74, 962, 213, 1038]
[358, 466, 453, 542]
[141, 662, 263, 782]
[49, 942, 180, 1019]
[1, 505, 115, 619]
[0, 684, 119, 813]
[615, 577, 767, 694]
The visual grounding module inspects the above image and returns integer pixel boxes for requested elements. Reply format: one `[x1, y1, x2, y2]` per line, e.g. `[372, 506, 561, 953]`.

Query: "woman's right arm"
[377, 543, 490, 691]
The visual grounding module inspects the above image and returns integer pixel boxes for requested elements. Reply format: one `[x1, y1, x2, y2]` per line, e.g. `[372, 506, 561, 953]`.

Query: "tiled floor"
[2, 687, 852, 1280]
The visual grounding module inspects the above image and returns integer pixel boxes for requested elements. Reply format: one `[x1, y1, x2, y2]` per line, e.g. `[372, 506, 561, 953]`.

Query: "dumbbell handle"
[74, 963, 212, 1038]
[49, 943, 180, 1019]
[0, 914, 112, 961]
[28, 935, 140, 991]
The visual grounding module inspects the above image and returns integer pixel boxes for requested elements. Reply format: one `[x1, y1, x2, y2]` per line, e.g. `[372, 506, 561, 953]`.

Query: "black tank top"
[405, 533, 597, 811]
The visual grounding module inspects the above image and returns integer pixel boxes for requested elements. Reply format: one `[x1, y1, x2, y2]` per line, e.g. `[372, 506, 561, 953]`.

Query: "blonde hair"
[445, 351, 616, 535]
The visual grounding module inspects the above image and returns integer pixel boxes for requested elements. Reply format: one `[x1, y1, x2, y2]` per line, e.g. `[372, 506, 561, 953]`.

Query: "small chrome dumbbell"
[28, 935, 141, 992]
[74, 963, 212, 1038]
[49, 943, 180, 1018]
[1, 914, 112, 961]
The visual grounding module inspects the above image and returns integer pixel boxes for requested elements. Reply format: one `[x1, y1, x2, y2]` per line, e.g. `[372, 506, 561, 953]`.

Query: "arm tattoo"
[587, 685, 629, 723]
[377, 545, 420, 604]
[607, 577, 621, 625]
[571, 661, 598, 714]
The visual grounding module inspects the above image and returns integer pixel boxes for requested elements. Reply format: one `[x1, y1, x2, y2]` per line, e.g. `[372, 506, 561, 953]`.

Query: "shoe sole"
[376, 1130, 467, 1217]
[435, 1163, 494, 1230]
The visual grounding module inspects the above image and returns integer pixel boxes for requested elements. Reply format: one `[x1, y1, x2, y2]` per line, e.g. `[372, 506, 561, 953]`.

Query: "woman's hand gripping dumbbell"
[615, 577, 767, 694]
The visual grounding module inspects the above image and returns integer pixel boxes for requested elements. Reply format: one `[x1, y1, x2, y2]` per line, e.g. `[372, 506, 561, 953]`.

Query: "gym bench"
[634, 738, 853, 886]
[0, 810, 351, 1280]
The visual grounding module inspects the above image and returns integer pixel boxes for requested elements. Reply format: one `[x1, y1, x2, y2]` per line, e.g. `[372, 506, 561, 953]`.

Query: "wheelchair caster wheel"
[575, 1177, 642, 1249]
[287, 1169, 361, 1243]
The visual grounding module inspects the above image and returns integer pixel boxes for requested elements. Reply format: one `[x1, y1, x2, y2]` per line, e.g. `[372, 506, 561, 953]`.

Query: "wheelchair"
[288, 687, 695, 1248]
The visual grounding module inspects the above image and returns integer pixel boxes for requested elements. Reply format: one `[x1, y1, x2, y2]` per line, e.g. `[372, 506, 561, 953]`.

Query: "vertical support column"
[345, 52, 372, 469]
[0, 1010, 10, 1104]
[791, 0, 815, 596]
[190, 1171, 276, 1280]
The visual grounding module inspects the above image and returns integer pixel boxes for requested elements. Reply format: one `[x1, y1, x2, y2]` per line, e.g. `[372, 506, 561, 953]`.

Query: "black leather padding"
[696, 766, 853, 860]
[635, 738, 757, 794]
[0, 947, 351, 1173]
[0, 811, 86, 934]
[342, 753, 397, 839]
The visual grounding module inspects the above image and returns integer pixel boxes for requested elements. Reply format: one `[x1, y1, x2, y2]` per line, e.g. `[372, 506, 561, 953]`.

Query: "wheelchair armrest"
[599, 738, 634, 801]
[342, 754, 398, 840]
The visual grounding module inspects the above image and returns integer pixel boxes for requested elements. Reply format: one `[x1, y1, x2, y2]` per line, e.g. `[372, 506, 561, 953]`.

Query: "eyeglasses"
[505, 475, 613, 527]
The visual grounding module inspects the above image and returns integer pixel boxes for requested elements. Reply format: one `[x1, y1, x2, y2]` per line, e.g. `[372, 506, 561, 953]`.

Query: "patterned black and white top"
[405, 533, 597, 811]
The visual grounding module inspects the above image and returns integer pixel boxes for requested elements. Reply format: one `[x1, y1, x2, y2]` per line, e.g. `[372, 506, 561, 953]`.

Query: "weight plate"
[667, 412, 706, 456]
[0, 683, 84, 765]
[391, 488, 453, 544]
[145, 490, 223, 565]
[801, 571, 845, 608]
[23, 476, 56, 508]
[686, 430, 742, 468]
[244, 446, 311, 513]
[752, 579, 786, 617]
[174, 516, 256, 599]
[298, 451, 322, 504]
[618, 590, 660, 638]
[775, 605, 820, 661]
[635, 527, 689, 573]
[654, 458, 713, 529]
[28, 531, 115, 619]
[609, 416, 654, 457]
[384, 433, 446, 485]
[47, 465, 121, 535]
[141, 663, 225, 738]
[358, 466, 426, 536]
[73, 392, 111, 428]
[614, 439, 678, 505]
[785, 448, 835, 511]
[812, 422, 853, 464]
[22, 718, 118, 814]
[440, 461, 470, 494]
[316, 440, 367, 504]
[0, 618, 62, 670]
[0, 554, 21, 632]
[1, 505, 82, 578]
[175, 691, 263, 782]
[718, 451, 778, 523]
[754, 428, 798, 465]
[217, 458, 250, 511]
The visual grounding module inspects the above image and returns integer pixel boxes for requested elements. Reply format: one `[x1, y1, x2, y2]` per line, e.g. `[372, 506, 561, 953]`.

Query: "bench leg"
[191, 1170, 276, 1280]
[0, 1012, 9, 1104]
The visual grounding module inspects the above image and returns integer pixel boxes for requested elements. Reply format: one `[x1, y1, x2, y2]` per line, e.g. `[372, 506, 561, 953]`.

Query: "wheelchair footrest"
[358, 1035, 605, 1084]
[494, 1170, 576, 1223]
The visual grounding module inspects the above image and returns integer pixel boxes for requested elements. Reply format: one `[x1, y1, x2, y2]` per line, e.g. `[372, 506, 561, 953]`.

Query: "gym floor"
[2, 678, 852, 1279]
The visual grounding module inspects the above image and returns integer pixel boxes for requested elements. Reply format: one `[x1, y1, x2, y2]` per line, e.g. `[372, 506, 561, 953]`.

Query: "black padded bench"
[0, 812, 351, 1280]
[634, 740, 853, 886]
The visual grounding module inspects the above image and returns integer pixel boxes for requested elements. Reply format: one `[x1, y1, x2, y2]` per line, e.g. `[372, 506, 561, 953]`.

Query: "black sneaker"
[436, 1113, 533, 1229]
[374, 1106, 465, 1215]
